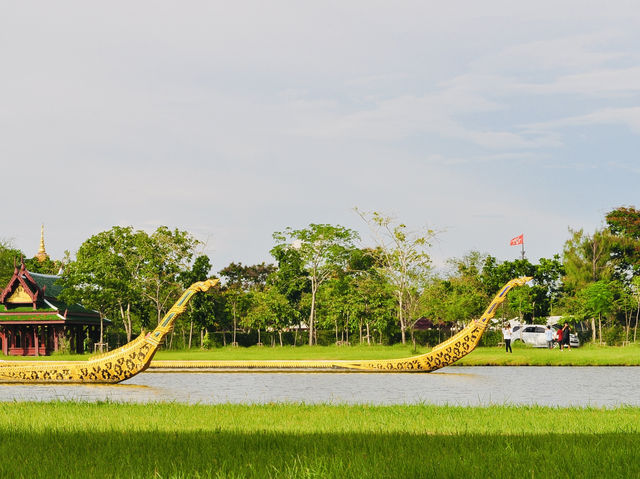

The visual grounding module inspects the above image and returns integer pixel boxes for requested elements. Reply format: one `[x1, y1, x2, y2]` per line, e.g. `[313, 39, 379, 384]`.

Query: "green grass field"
[152, 342, 640, 366]
[456, 342, 640, 366]
[1, 402, 639, 478]
[5, 342, 640, 366]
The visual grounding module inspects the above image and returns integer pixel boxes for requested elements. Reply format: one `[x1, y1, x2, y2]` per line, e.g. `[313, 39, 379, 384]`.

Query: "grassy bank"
[153, 342, 640, 366]
[0, 402, 639, 478]
[5, 342, 640, 366]
[456, 342, 640, 366]
[5, 343, 430, 362]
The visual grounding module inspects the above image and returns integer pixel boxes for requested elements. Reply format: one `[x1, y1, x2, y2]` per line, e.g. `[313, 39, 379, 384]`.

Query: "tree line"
[1, 206, 639, 348]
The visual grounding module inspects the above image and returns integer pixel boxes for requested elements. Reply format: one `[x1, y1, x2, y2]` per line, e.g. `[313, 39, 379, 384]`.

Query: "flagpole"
[521, 238, 525, 260]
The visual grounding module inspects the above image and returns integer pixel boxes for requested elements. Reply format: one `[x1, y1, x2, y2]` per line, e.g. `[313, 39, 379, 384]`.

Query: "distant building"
[0, 228, 104, 356]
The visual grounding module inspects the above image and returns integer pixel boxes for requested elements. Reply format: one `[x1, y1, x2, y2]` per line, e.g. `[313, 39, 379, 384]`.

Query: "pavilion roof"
[29, 272, 64, 298]
[0, 262, 104, 324]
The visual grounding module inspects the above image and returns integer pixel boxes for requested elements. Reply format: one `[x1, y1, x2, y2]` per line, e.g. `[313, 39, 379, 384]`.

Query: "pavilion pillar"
[1, 329, 6, 356]
[75, 327, 83, 354]
[90, 326, 99, 349]
[67, 328, 74, 353]
[34, 326, 39, 357]
[53, 326, 59, 352]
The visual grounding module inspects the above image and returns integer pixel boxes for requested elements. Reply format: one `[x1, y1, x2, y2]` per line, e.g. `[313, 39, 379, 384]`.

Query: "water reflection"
[0, 366, 637, 407]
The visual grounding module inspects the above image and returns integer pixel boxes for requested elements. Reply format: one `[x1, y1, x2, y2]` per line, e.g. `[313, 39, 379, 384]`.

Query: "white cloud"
[525, 106, 640, 134]
[472, 31, 629, 74]
[515, 67, 640, 97]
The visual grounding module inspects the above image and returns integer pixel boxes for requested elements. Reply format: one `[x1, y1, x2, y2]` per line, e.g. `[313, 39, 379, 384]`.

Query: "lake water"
[1, 366, 638, 407]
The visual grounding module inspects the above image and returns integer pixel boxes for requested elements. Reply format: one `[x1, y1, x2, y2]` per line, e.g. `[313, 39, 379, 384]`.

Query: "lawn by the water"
[152, 342, 640, 366]
[6, 342, 640, 366]
[456, 342, 640, 366]
[0, 402, 638, 478]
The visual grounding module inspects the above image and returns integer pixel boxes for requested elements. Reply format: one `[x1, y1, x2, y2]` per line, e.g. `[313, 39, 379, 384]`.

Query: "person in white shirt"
[545, 325, 555, 349]
[502, 324, 513, 353]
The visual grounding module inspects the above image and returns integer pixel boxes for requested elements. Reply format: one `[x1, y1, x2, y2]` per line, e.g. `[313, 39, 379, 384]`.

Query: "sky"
[2, 1, 640, 274]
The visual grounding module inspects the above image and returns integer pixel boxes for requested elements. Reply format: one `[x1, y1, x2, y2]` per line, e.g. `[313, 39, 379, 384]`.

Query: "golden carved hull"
[0, 277, 530, 383]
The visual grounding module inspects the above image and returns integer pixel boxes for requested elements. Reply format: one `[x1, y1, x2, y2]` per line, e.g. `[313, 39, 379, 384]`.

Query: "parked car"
[512, 324, 580, 348]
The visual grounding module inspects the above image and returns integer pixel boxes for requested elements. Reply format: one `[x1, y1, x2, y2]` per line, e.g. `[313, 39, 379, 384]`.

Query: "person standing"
[502, 324, 513, 353]
[562, 323, 572, 351]
[556, 326, 564, 351]
[545, 325, 554, 349]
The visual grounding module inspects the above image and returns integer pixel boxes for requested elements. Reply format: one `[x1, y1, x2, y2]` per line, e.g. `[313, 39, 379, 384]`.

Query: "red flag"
[510, 234, 524, 246]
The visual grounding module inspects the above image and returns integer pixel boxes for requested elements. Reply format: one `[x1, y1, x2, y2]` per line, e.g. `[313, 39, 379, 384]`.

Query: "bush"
[479, 330, 503, 347]
[603, 324, 625, 346]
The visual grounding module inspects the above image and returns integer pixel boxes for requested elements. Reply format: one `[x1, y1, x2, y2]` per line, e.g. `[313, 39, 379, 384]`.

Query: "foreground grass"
[0, 402, 639, 478]
[6, 342, 640, 366]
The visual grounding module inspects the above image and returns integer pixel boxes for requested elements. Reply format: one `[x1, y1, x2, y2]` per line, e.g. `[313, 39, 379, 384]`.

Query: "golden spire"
[35, 224, 49, 262]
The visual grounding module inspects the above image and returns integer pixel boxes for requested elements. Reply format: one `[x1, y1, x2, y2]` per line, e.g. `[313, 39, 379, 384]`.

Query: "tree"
[24, 256, 61, 275]
[579, 281, 614, 345]
[0, 239, 24, 287]
[316, 276, 352, 344]
[61, 226, 148, 347]
[563, 228, 614, 290]
[219, 262, 276, 345]
[606, 206, 640, 238]
[139, 226, 200, 325]
[244, 287, 296, 346]
[271, 224, 359, 345]
[563, 228, 615, 341]
[180, 255, 215, 348]
[611, 280, 635, 345]
[603, 207, 640, 282]
[356, 210, 435, 344]
[352, 273, 396, 344]
[631, 276, 640, 343]
[61, 226, 199, 347]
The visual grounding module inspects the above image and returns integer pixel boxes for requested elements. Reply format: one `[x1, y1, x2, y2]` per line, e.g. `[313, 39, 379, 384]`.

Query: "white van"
[512, 324, 580, 348]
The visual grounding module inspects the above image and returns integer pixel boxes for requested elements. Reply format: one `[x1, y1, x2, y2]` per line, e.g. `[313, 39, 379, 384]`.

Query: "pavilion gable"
[0, 262, 43, 307]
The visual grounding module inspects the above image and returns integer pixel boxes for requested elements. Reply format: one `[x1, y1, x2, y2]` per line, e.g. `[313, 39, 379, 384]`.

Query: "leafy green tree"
[534, 255, 565, 315]
[351, 273, 396, 344]
[219, 262, 276, 345]
[0, 239, 24, 287]
[419, 275, 487, 335]
[611, 280, 636, 344]
[444, 252, 491, 321]
[563, 228, 616, 341]
[271, 224, 359, 345]
[563, 228, 615, 289]
[480, 256, 536, 293]
[316, 276, 352, 344]
[24, 256, 61, 275]
[606, 206, 640, 238]
[180, 255, 215, 348]
[244, 287, 297, 346]
[631, 276, 640, 343]
[357, 210, 436, 344]
[139, 226, 200, 325]
[605, 206, 640, 288]
[62, 226, 199, 347]
[61, 226, 148, 346]
[579, 280, 614, 345]
[269, 246, 309, 305]
[438, 252, 564, 324]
